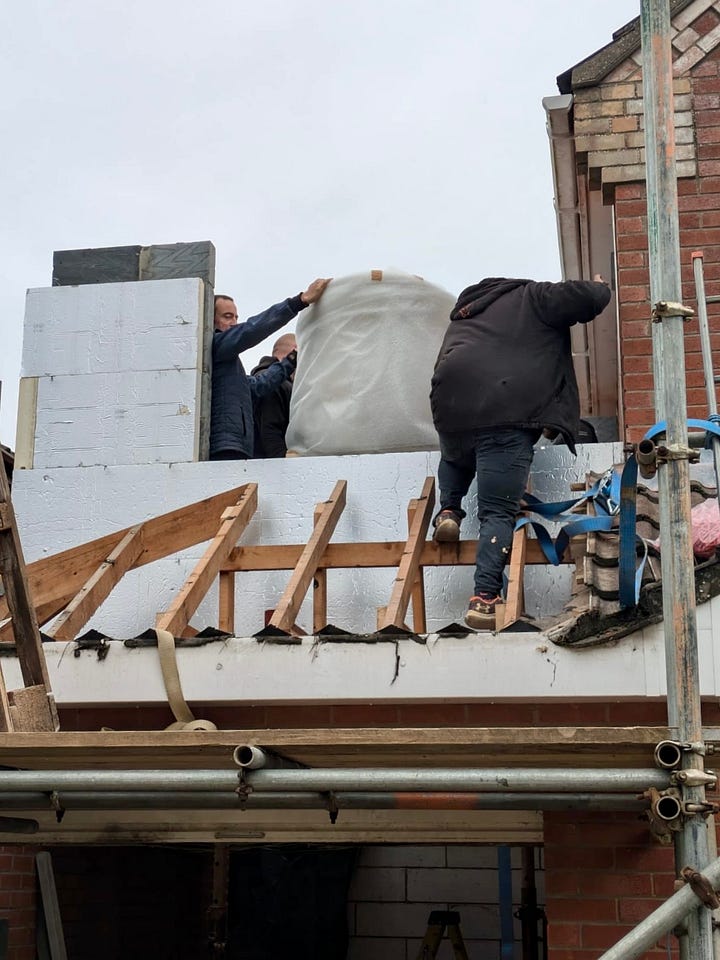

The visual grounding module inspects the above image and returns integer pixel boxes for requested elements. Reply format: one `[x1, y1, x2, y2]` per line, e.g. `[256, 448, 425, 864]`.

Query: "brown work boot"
[432, 509, 461, 543]
[464, 595, 501, 631]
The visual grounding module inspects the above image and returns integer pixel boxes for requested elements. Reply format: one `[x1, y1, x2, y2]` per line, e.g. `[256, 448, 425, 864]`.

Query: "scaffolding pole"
[641, 3, 713, 960]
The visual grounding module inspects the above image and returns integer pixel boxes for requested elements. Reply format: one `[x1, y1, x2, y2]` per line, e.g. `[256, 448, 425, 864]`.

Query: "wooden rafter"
[45, 524, 145, 641]
[268, 481, 347, 634]
[0, 485, 253, 642]
[156, 485, 258, 638]
[378, 477, 435, 630]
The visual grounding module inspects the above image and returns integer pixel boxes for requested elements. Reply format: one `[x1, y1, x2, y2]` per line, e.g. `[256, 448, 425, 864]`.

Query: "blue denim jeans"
[437, 428, 537, 596]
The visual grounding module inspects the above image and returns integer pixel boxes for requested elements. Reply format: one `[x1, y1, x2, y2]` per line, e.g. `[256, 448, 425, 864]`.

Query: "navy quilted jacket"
[210, 296, 303, 458]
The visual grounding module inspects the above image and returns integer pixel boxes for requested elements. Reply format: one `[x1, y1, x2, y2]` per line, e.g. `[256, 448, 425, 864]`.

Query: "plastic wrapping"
[286, 269, 455, 456]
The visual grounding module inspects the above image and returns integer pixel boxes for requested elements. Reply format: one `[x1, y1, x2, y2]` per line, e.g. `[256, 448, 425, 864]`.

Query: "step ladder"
[416, 910, 469, 960]
[0, 454, 58, 731]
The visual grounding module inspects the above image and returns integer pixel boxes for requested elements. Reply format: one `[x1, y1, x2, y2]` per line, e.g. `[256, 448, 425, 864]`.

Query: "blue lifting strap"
[518, 418, 720, 610]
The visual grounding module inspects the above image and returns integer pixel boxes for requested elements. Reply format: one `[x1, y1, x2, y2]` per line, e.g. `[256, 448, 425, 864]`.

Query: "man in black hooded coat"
[430, 275, 612, 630]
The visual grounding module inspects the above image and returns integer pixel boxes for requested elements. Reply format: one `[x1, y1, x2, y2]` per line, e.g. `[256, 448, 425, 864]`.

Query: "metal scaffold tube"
[641, 2, 714, 959]
[0, 767, 671, 793]
[0, 791, 650, 812]
[598, 855, 720, 960]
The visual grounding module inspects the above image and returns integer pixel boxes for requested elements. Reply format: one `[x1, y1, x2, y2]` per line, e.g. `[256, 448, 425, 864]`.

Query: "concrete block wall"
[347, 845, 542, 960]
[17, 277, 205, 468]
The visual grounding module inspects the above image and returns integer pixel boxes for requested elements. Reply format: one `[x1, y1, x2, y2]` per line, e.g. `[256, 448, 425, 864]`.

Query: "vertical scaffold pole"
[640, 3, 713, 960]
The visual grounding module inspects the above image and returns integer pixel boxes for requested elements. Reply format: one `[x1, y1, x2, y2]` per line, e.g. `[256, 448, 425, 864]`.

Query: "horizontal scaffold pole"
[0, 767, 671, 793]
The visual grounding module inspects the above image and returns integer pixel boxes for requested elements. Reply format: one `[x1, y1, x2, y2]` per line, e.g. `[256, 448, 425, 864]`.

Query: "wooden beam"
[156, 485, 258, 637]
[407, 498, 427, 633]
[218, 572, 235, 635]
[500, 524, 528, 631]
[379, 478, 435, 629]
[45, 525, 144, 641]
[0, 663, 14, 733]
[224, 536, 567, 574]
[0, 454, 57, 729]
[36, 852, 68, 960]
[0, 485, 253, 641]
[268, 481, 347, 634]
[312, 503, 328, 633]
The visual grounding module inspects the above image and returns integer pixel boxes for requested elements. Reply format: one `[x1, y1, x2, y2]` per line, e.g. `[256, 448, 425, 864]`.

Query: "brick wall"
[612, 36, 720, 441]
[544, 812, 683, 958]
[0, 845, 36, 960]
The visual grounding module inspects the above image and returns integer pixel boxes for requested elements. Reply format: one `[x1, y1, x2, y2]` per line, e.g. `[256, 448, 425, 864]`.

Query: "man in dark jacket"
[430, 275, 611, 630]
[210, 279, 329, 460]
[251, 333, 297, 458]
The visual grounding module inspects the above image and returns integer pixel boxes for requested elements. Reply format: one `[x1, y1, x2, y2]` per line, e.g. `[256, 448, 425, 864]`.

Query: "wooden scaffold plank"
[378, 477, 435, 630]
[268, 481, 347, 634]
[45, 524, 144, 641]
[156, 484, 258, 637]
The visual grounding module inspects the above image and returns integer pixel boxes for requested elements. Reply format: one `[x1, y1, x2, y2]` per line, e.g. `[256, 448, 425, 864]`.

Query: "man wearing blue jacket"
[430, 274, 611, 631]
[209, 278, 330, 460]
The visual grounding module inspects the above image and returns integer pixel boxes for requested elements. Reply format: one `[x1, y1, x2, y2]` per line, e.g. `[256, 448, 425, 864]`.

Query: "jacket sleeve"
[212, 298, 301, 362]
[529, 280, 612, 330]
[258, 390, 290, 458]
[248, 356, 294, 401]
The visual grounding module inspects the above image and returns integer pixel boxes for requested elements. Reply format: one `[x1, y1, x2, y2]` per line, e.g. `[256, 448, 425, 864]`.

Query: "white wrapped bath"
[286, 269, 455, 456]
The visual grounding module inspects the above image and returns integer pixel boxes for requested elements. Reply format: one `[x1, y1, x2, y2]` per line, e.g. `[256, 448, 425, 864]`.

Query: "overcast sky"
[0, 0, 638, 447]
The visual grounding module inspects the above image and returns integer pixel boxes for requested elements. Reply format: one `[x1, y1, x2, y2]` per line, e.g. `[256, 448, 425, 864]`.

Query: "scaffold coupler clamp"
[49, 790, 65, 824]
[655, 442, 700, 466]
[235, 768, 253, 805]
[680, 866, 720, 910]
[671, 769, 718, 789]
[325, 791, 339, 825]
[651, 300, 694, 323]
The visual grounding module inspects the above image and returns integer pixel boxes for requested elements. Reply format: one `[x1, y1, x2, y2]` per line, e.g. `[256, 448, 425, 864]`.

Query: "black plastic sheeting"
[227, 845, 358, 960]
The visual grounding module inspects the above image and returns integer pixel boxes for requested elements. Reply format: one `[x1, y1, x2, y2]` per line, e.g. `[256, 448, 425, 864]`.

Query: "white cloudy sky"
[0, 0, 638, 446]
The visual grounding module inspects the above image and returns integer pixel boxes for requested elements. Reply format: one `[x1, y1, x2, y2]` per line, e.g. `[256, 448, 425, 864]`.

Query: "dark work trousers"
[437, 428, 538, 597]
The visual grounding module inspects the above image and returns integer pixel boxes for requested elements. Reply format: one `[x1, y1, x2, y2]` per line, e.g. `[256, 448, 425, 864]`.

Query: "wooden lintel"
[46, 525, 145, 641]
[269, 481, 347, 634]
[379, 477, 435, 629]
[0, 485, 254, 638]
[156, 485, 258, 638]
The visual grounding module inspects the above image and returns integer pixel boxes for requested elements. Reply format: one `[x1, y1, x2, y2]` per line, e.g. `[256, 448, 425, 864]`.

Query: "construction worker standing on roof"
[209, 279, 331, 460]
[429, 274, 611, 631]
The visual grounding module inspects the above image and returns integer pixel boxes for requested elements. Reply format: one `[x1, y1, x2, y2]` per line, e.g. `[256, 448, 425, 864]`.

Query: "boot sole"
[464, 610, 496, 631]
[433, 520, 460, 543]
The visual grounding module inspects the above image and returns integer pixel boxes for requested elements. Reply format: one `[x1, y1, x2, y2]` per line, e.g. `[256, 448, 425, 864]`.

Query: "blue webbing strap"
[518, 418, 720, 608]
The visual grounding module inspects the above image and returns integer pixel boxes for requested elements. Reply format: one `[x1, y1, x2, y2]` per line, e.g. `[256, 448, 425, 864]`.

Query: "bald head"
[272, 333, 297, 360]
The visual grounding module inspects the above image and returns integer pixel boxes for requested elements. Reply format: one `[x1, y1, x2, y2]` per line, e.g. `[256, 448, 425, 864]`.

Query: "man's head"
[214, 296, 238, 332]
[272, 333, 297, 361]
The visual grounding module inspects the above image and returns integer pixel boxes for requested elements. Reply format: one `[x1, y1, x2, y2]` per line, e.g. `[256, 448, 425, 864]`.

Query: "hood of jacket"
[450, 278, 531, 322]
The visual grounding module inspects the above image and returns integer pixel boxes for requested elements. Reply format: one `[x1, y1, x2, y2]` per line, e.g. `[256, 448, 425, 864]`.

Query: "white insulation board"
[11, 444, 622, 639]
[21, 278, 205, 466]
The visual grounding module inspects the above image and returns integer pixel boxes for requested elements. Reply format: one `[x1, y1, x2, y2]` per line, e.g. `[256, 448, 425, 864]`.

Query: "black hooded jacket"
[250, 356, 293, 458]
[430, 278, 611, 451]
